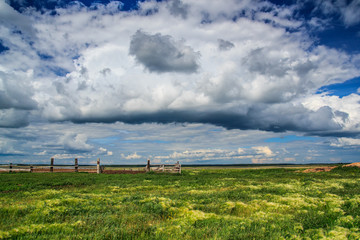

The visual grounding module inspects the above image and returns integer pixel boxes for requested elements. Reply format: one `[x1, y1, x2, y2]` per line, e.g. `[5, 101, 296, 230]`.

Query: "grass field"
[1, 166, 360, 239]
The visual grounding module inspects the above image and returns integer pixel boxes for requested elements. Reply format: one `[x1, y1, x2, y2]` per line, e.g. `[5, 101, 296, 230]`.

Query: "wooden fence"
[0, 158, 102, 173]
[0, 163, 32, 173]
[0, 159, 181, 174]
[145, 160, 181, 174]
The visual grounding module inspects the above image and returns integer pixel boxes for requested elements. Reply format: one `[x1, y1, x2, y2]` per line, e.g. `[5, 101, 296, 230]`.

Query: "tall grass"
[1, 167, 360, 239]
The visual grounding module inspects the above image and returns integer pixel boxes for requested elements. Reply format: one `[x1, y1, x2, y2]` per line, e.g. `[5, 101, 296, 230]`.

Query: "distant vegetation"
[1, 167, 360, 239]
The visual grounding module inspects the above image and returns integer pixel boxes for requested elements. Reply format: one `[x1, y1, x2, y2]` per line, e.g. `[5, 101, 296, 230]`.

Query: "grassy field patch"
[1, 167, 360, 239]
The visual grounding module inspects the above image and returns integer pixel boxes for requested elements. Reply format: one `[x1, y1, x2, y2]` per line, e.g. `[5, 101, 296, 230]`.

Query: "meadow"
[0, 166, 360, 239]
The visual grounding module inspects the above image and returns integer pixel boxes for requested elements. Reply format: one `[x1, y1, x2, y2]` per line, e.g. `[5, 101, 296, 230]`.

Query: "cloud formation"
[0, 0, 356, 137]
[310, 0, 360, 26]
[252, 146, 274, 157]
[0, 109, 29, 128]
[0, 0, 35, 37]
[59, 133, 93, 153]
[129, 30, 200, 73]
[167, 0, 189, 19]
[218, 39, 235, 51]
[0, 0, 359, 163]
[331, 137, 360, 147]
[0, 71, 37, 110]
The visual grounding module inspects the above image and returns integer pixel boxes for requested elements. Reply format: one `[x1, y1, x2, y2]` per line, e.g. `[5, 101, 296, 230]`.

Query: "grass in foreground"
[0, 167, 360, 239]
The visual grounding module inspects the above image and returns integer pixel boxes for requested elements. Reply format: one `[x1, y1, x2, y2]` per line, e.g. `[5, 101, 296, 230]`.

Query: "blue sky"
[0, 0, 359, 165]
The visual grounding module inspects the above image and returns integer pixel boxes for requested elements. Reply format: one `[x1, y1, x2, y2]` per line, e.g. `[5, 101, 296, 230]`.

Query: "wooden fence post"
[9, 163, 12, 173]
[50, 158, 54, 172]
[146, 159, 150, 172]
[75, 158, 78, 172]
[30, 165, 33, 173]
[97, 158, 100, 174]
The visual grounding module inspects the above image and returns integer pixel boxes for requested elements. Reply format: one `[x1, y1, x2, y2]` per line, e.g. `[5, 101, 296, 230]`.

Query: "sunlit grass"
[1, 167, 360, 239]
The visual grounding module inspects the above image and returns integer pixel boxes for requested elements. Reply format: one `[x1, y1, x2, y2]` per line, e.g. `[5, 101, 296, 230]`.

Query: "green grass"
[1, 167, 360, 239]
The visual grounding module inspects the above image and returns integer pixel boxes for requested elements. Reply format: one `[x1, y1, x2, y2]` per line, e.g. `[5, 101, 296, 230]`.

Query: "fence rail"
[0, 159, 181, 174]
[0, 165, 98, 173]
[146, 160, 181, 174]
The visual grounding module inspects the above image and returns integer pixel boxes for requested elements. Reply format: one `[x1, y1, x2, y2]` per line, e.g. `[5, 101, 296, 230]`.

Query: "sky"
[0, 0, 360, 165]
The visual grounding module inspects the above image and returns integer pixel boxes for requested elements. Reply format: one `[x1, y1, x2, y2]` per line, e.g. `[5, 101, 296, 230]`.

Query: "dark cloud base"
[0, 153, 25, 156]
[66, 107, 358, 138]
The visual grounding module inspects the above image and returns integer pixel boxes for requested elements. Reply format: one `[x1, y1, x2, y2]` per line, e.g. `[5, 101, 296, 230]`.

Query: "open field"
[0, 163, 339, 173]
[1, 166, 360, 239]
